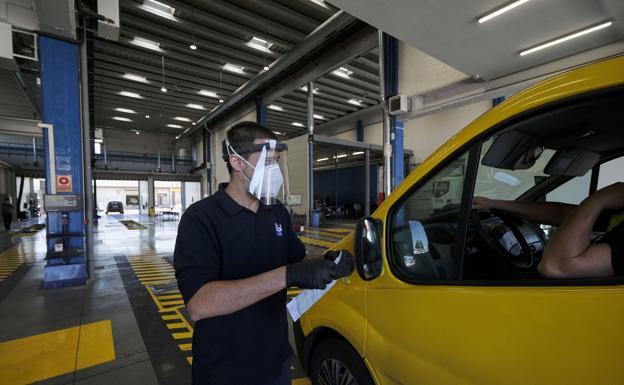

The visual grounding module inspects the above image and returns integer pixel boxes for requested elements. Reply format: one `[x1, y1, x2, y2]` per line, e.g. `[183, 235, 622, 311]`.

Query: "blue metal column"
[40, 36, 86, 288]
[384, 33, 403, 189]
[356, 119, 364, 142]
[256, 97, 267, 126]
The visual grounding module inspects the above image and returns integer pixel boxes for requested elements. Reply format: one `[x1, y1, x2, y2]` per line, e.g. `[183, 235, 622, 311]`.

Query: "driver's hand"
[472, 196, 496, 210]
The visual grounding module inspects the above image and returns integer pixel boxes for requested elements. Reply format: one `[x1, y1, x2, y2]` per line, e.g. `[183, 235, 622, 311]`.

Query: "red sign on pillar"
[56, 175, 72, 193]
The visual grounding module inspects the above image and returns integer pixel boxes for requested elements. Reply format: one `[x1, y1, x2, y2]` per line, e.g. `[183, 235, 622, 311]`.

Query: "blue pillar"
[356, 119, 364, 142]
[256, 97, 267, 126]
[384, 33, 403, 188]
[40, 36, 86, 288]
[492, 96, 505, 106]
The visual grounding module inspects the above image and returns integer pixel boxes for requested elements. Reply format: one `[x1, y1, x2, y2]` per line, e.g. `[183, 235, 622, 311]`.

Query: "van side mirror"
[355, 217, 383, 280]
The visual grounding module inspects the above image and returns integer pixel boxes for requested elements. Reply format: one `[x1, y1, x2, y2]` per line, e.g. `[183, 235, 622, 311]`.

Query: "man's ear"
[229, 155, 244, 172]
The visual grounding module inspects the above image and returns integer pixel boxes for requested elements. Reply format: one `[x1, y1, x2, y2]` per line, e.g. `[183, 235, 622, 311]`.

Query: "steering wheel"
[470, 209, 538, 269]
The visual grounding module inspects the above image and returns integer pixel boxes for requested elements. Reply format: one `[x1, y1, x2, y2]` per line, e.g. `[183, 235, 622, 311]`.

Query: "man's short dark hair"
[222, 121, 277, 174]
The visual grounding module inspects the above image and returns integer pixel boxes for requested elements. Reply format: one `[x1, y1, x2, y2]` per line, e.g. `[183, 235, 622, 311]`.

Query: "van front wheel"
[310, 338, 374, 385]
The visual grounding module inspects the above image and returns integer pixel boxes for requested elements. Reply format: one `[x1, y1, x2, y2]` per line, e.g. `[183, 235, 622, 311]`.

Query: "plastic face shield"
[225, 138, 290, 205]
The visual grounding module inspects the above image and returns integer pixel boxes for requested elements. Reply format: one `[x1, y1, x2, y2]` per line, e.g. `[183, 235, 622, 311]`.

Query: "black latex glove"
[286, 258, 339, 289]
[324, 249, 355, 278]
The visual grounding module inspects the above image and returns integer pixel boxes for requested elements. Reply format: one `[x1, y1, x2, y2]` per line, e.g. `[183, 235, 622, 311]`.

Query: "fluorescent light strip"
[198, 89, 219, 98]
[174, 117, 191, 122]
[352, 151, 364, 155]
[313, 114, 325, 120]
[138, 0, 179, 22]
[478, 0, 531, 24]
[186, 103, 205, 110]
[119, 91, 143, 99]
[273, 131, 285, 135]
[291, 122, 304, 127]
[129, 36, 163, 52]
[122, 73, 150, 83]
[223, 63, 245, 74]
[335, 154, 347, 159]
[114, 107, 136, 114]
[246, 37, 273, 53]
[316, 157, 329, 162]
[113, 116, 132, 122]
[348, 99, 362, 106]
[267, 104, 284, 112]
[332, 67, 353, 79]
[520, 21, 613, 56]
[167, 124, 183, 128]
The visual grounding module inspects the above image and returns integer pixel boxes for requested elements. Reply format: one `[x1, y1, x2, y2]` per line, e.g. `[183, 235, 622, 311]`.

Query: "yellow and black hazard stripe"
[0, 245, 27, 282]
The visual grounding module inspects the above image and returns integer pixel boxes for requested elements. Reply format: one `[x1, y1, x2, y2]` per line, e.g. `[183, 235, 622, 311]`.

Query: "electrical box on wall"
[97, 0, 120, 41]
[388, 94, 411, 116]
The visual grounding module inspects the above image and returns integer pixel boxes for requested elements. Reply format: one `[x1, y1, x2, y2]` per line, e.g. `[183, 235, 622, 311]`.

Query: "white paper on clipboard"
[286, 254, 341, 322]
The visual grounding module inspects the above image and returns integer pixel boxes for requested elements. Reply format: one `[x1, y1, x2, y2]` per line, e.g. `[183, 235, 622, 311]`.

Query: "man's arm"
[473, 196, 575, 225]
[187, 267, 285, 322]
[538, 183, 624, 278]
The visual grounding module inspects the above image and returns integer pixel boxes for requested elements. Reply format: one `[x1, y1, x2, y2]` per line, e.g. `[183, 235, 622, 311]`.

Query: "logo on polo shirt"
[275, 223, 283, 237]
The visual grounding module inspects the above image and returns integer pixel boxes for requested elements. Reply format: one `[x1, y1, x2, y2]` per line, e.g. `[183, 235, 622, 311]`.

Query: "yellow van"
[295, 56, 624, 385]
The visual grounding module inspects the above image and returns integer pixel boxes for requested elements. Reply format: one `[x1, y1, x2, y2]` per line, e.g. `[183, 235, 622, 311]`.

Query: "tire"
[310, 338, 375, 385]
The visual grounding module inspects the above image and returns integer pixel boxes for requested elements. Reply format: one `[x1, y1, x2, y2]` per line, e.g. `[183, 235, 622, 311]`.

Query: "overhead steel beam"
[182, 11, 361, 138]
[0, 116, 42, 136]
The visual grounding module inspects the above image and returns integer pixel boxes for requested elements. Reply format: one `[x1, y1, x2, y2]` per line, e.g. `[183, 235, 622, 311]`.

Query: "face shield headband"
[224, 137, 289, 204]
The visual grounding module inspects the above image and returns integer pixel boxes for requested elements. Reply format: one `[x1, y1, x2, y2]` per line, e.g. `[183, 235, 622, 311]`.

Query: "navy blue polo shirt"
[173, 183, 306, 385]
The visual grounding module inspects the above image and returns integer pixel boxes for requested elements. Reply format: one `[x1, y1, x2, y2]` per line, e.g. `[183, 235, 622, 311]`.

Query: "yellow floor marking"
[172, 331, 193, 339]
[178, 343, 192, 351]
[132, 268, 175, 273]
[309, 227, 352, 234]
[158, 294, 183, 300]
[186, 356, 193, 364]
[166, 322, 188, 330]
[0, 320, 115, 385]
[292, 378, 312, 385]
[303, 229, 347, 238]
[137, 273, 175, 279]
[298, 236, 336, 249]
[160, 300, 184, 306]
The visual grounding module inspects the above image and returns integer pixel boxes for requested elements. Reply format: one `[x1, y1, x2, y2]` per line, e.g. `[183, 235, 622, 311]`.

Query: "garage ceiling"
[328, 0, 624, 80]
[92, 0, 378, 138]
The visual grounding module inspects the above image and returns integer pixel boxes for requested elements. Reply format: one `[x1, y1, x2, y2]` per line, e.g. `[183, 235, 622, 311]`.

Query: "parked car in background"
[106, 201, 124, 214]
[295, 56, 624, 385]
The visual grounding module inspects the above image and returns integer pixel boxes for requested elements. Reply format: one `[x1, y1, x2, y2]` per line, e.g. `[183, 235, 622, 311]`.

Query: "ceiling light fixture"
[246, 37, 273, 53]
[160, 55, 167, 92]
[135, 130, 140, 135]
[478, 0, 531, 24]
[267, 104, 284, 112]
[313, 114, 325, 120]
[130, 36, 164, 52]
[94, 138, 104, 143]
[223, 63, 245, 75]
[316, 157, 329, 162]
[332, 67, 353, 79]
[167, 124, 183, 128]
[519, 21, 613, 56]
[174, 117, 191, 122]
[198, 89, 219, 98]
[189, 43, 197, 50]
[291, 122, 304, 127]
[264, 66, 270, 71]
[113, 116, 132, 122]
[122, 73, 150, 84]
[138, 0, 179, 22]
[335, 154, 347, 159]
[273, 131, 285, 135]
[352, 151, 364, 155]
[119, 91, 143, 99]
[300, 85, 319, 94]
[348, 98, 362, 106]
[219, 99, 224, 103]
[145, 115, 150, 118]
[309, 0, 329, 9]
[186, 103, 205, 110]
[114, 107, 136, 114]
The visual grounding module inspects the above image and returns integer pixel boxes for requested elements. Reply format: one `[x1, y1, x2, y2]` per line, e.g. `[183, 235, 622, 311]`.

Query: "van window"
[388, 152, 469, 281]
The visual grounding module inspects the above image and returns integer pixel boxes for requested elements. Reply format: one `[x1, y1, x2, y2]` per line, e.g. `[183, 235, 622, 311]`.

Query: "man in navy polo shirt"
[174, 121, 354, 385]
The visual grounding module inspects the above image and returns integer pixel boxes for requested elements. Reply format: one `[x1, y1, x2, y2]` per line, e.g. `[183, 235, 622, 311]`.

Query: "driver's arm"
[473, 197, 576, 225]
[537, 183, 624, 278]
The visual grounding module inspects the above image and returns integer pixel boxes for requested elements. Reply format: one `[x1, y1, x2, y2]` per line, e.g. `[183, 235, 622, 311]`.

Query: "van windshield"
[474, 137, 556, 200]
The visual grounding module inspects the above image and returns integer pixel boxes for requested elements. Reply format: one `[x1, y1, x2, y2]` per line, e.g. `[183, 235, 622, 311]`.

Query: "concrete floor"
[0, 213, 347, 385]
